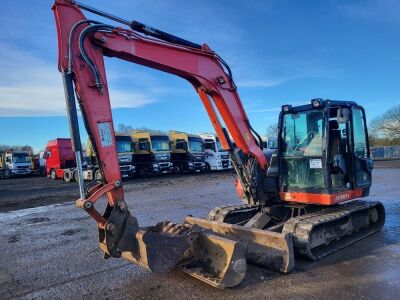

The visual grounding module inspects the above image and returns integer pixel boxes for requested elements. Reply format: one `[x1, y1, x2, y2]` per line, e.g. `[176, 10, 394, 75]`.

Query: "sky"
[0, 0, 399, 152]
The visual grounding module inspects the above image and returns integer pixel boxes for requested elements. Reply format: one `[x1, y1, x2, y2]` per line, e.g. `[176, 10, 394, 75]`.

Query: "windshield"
[216, 137, 225, 152]
[188, 137, 204, 152]
[12, 154, 31, 163]
[268, 139, 278, 149]
[282, 110, 323, 157]
[151, 136, 170, 151]
[116, 141, 132, 153]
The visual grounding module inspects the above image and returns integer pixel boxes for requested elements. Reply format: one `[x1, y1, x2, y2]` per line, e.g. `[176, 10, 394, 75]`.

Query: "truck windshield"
[216, 138, 225, 152]
[268, 139, 278, 149]
[151, 136, 170, 151]
[188, 137, 204, 152]
[13, 154, 31, 163]
[282, 110, 323, 157]
[116, 141, 132, 153]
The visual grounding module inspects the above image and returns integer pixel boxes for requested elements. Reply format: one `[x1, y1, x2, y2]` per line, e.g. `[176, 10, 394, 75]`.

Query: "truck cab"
[262, 136, 278, 151]
[169, 132, 206, 173]
[86, 135, 136, 179]
[199, 133, 232, 171]
[131, 131, 173, 176]
[45, 138, 76, 179]
[115, 135, 136, 178]
[0, 150, 32, 179]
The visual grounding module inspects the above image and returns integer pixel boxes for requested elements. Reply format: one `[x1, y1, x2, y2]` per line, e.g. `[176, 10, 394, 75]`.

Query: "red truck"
[44, 138, 83, 181]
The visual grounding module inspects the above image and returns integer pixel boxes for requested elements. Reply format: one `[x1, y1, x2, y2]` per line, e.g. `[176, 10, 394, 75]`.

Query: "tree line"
[369, 105, 400, 146]
[0, 144, 34, 154]
[2, 105, 398, 154]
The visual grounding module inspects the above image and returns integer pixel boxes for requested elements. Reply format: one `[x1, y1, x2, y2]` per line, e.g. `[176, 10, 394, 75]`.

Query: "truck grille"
[220, 154, 229, 160]
[120, 165, 131, 171]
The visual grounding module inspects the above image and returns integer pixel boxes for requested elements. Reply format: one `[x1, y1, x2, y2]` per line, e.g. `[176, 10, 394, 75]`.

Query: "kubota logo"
[335, 193, 350, 201]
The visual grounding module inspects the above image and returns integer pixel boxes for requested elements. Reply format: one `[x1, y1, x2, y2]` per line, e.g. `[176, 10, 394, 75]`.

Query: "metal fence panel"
[371, 146, 400, 159]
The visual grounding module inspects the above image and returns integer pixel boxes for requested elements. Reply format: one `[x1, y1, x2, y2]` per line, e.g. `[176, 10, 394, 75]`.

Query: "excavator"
[52, 1, 385, 288]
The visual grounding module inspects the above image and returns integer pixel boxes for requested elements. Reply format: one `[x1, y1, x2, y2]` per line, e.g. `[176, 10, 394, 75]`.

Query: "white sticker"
[98, 122, 113, 147]
[309, 158, 322, 169]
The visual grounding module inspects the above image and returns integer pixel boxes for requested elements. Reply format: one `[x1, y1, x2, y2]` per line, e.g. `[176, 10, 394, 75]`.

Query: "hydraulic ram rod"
[75, 1, 202, 49]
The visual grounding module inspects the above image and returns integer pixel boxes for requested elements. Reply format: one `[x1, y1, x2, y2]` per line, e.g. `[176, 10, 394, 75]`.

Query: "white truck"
[0, 150, 32, 179]
[199, 133, 232, 171]
[262, 136, 278, 151]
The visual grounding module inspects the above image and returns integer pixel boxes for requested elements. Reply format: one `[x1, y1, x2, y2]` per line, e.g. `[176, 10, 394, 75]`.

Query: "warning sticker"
[98, 122, 113, 147]
[309, 158, 322, 169]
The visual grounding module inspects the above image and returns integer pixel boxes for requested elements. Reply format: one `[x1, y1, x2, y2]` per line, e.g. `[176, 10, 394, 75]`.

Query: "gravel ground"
[0, 168, 399, 299]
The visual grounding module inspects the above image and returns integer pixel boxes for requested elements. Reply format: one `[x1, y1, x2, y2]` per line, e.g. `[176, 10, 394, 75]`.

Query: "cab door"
[351, 107, 373, 188]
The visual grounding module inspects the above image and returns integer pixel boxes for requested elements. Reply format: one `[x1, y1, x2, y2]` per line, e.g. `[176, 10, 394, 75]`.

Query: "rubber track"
[282, 200, 385, 260]
[207, 204, 258, 223]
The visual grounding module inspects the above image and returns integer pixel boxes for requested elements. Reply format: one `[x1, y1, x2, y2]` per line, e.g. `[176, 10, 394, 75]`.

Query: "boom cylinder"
[62, 71, 85, 199]
[75, 1, 202, 49]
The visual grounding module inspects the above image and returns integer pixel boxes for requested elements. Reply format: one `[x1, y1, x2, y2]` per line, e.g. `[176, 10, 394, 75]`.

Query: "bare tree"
[266, 123, 279, 137]
[370, 105, 400, 140]
[0, 144, 34, 154]
[116, 123, 134, 134]
[116, 123, 166, 135]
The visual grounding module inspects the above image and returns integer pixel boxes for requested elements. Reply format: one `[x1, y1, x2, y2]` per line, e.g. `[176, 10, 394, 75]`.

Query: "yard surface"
[0, 166, 399, 299]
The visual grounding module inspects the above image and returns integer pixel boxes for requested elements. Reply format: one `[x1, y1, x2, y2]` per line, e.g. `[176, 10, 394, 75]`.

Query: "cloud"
[233, 56, 340, 89]
[237, 79, 286, 88]
[0, 44, 156, 117]
[339, 0, 400, 23]
[248, 107, 281, 113]
[248, 101, 308, 113]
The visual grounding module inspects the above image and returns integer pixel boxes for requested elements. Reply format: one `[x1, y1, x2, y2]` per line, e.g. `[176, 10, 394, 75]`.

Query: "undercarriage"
[208, 200, 385, 261]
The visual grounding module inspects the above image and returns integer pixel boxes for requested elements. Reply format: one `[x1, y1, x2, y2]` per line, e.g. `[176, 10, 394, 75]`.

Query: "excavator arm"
[52, 0, 293, 288]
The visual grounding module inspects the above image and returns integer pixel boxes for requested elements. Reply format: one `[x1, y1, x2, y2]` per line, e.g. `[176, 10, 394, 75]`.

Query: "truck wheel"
[63, 169, 73, 182]
[50, 169, 57, 180]
[95, 170, 102, 180]
[173, 164, 182, 174]
[73, 170, 80, 182]
[138, 168, 147, 177]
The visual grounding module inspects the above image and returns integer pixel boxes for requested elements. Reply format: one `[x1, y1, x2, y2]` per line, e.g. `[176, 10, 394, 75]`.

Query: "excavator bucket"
[177, 232, 247, 288]
[97, 202, 292, 287]
[99, 217, 247, 288]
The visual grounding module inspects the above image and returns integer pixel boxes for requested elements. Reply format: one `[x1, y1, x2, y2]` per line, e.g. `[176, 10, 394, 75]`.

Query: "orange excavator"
[52, 1, 385, 288]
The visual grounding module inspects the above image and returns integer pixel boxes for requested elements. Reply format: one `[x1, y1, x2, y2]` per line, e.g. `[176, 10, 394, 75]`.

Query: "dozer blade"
[184, 216, 295, 273]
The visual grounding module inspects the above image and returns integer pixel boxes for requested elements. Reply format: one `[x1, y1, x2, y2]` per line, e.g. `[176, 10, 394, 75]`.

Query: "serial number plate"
[98, 122, 113, 147]
[309, 158, 322, 169]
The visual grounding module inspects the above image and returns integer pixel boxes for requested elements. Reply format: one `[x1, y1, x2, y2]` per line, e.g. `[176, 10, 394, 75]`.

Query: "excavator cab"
[278, 99, 373, 205]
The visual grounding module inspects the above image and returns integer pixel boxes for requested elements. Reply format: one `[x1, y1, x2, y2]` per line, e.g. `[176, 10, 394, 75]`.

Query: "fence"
[370, 146, 400, 160]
